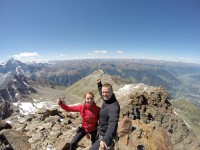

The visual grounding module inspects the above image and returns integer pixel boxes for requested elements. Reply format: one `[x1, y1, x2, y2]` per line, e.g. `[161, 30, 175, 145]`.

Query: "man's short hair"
[102, 83, 113, 92]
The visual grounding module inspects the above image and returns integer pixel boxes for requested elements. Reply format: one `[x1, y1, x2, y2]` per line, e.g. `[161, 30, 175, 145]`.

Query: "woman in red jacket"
[57, 92, 100, 150]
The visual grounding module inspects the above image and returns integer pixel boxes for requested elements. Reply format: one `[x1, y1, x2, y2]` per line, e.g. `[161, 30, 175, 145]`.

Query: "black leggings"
[89, 139, 101, 150]
[70, 128, 97, 150]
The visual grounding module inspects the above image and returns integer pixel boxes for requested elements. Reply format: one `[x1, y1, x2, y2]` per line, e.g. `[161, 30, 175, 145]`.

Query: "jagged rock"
[54, 138, 71, 150]
[2, 129, 31, 150]
[0, 89, 11, 101]
[0, 120, 12, 131]
[116, 85, 200, 150]
[0, 79, 200, 150]
[0, 101, 12, 119]
[116, 120, 173, 150]
[0, 108, 85, 150]
[0, 74, 38, 103]
[43, 115, 60, 123]
[46, 108, 60, 116]
[36, 108, 47, 114]
[118, 117, 132, 137]
[18, 118, 27, 124]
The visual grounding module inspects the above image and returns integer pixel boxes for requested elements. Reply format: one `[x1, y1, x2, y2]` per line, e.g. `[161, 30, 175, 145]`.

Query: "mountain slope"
[63, 70, 200, 149]
[0, 74, 66, 119]
[171, 99, 200, 140]
[1, 70, 200, 150]
[65, 69, 130, 105]
[1, 58, 200, 105]
[0, 70, 200, 150]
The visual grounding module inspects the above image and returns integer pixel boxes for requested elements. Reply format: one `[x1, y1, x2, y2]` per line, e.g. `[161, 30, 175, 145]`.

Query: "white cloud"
[60, 54, 68, 57]
[13, 52, 39, 60]
[116, 50, 124, 54]
[93, 50, 108, 54]
[87, 50, 108, 57]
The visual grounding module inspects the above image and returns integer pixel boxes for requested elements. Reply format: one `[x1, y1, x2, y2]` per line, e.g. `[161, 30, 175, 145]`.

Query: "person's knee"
[89, 140, 100, 150]
[91, 139, 96, 144]
[71, 140, 77, 146]
[70, 144, 76, 150]
[70, 140, 77, 149]
[91, 136, 96, 144]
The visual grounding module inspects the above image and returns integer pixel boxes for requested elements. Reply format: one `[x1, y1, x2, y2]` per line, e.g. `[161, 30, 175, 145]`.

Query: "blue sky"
[0, 0, 200, 63]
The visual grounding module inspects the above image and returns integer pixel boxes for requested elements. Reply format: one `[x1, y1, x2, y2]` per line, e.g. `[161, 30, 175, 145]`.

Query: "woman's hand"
[57, 97, 62, 105]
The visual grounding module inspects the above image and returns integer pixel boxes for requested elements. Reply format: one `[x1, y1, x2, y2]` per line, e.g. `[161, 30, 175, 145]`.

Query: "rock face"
[117, 84, 200, 150]
[0, 74, 38, 119]
[0, 101, 11, 119]
[0, 120, 12, 131]
[0, 81, 200, 149]
[0, 69, 200, 150]
[0, 74, 37, 102]
[2, 130, 31, 150]
[0, 109, 88, 150]
[117, 118, 174, 150]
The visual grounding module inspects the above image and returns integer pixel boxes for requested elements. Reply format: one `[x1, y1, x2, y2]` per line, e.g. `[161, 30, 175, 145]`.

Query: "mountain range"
[1, 58, 200, 105]
[0, 68, 200, 150]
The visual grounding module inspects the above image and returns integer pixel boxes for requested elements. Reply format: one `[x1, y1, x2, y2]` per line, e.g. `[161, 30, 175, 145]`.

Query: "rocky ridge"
[0, 73, 66, 119]
[0, 74, 37, 119]
[0, 70, 200, 150]
[0, 74, 37, 102]
[117, 84, 200, 150]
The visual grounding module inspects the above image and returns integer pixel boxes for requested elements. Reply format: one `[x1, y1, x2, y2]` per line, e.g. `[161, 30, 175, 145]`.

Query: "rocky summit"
[0, 70, 200, 150]
[116, 84, 200, 150]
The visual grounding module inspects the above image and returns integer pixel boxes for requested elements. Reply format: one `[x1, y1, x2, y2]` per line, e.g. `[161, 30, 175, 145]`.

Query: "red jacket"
[60, 102, 100, 132]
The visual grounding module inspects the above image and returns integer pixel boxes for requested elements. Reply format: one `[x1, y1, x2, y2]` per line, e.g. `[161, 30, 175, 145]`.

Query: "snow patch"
[173, 110, 180, 116]
[12, 101, 82, 115]
[12, 101, 58, 115]
[116, 83, 149, 97]
[33, 99, 40, 102]
[116, 84, 133, 96]
[132, 83, 148, 90]
[184, 120, 191, 128]
[0, 61, 7, 65]
[46, 144, 55, 150]
[5, 120, 12, 124]
[173, 110, 191, 128]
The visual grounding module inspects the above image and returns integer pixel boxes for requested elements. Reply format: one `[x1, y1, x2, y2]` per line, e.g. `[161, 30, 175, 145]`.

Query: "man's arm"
[96, 79, 102, 97]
